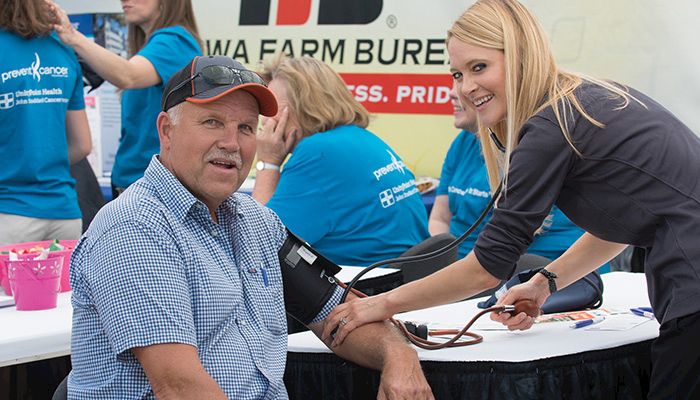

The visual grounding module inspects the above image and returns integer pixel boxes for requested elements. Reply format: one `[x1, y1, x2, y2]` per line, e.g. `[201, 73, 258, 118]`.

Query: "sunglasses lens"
[240, 70, 264, 85]
[201, 65, 237, 85]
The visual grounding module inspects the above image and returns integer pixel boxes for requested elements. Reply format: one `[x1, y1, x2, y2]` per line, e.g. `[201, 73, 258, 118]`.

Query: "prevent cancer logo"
[1, 53, 69, 84]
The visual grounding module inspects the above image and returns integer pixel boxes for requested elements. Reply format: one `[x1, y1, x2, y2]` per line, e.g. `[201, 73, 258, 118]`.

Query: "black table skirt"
[284, 339, 652, 400]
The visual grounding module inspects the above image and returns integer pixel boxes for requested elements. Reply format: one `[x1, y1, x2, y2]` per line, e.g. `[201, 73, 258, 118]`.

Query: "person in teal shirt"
[429, 80, 608, 271]
[253, 54, 429, 266]
[0, 0, 92, 245]
[48, 0, 202, 198]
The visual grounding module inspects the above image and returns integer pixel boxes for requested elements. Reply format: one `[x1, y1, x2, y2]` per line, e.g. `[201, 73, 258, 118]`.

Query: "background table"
[285, 272, 658, 399]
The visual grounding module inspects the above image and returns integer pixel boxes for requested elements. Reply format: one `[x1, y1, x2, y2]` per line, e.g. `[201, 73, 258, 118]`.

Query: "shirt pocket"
[250, 261, 287, 336]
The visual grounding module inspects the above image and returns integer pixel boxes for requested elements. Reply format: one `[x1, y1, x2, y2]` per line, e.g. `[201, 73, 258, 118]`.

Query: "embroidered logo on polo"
[0, 92, 15, 110]
[1, 53, 69, 84]
[372, 150, 407, 181]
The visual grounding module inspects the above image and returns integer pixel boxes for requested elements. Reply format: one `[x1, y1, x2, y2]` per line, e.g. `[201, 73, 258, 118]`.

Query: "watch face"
[256, 160, 264, 171]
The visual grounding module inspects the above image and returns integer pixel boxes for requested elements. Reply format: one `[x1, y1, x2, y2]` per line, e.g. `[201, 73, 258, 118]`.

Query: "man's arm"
[308, 293, 434, 400]
[133, 343, 227, 399]
[428, 195, 451, 235]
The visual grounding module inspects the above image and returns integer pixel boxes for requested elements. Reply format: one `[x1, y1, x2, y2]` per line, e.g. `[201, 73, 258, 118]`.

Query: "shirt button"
[210, 230, 219, 237]
[239, 318, 246, 326]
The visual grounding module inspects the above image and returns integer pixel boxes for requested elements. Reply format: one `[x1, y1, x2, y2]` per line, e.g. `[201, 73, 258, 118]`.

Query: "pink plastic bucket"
[0, 240, 77, 295]
[7, 253, 64, 311]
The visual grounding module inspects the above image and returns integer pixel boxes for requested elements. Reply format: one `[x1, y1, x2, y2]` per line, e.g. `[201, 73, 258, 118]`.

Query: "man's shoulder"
[87, 182, 172, 238]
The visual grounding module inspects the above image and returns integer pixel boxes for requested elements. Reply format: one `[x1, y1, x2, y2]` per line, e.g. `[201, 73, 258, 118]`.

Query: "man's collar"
[144, 156, 245, 221]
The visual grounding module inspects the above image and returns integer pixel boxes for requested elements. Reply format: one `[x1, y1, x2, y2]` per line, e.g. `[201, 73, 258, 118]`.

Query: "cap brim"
[186, 83, 278, 117]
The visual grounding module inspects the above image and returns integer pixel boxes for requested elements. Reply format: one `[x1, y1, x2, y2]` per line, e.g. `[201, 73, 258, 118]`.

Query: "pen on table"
[630, 308, 654, 319]
[570, 317, 605, 329]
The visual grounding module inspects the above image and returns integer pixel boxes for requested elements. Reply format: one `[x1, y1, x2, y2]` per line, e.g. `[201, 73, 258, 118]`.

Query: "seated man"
[429, 81, 590, 265]
[68, 55, 433, 399]
[252, 54, 429, 266]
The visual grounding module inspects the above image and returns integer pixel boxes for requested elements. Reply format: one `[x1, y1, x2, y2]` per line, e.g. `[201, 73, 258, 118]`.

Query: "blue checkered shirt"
[68, 156, 341, 399]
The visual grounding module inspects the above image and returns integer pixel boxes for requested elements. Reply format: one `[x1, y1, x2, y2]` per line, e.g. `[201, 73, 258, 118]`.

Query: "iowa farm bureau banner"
[207, 0, 458, 116]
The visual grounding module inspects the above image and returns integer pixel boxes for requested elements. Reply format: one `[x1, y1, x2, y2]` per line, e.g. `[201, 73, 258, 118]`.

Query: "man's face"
[158, 91, 259, 214]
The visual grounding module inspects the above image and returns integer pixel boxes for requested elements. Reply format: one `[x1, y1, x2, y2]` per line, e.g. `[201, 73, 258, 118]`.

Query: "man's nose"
[217, 127, 241, 150]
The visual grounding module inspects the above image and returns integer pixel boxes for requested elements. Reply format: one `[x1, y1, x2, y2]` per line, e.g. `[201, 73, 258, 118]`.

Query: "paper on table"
[586, 314, 653, 331]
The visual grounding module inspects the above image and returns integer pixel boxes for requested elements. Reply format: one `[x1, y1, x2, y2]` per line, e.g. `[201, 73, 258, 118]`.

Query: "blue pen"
[570, 317, 605, 329]
[261, 267, 269, 287]
[630, 308, 654, 319]
[637, 306, 653, 313]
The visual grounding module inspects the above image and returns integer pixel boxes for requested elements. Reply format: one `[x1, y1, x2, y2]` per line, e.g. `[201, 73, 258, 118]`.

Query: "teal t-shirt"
[111, 26, 201, 188]
[267, 125, 429, 266]
[436, 131, 610, 271]
[0, 30, 84, 219]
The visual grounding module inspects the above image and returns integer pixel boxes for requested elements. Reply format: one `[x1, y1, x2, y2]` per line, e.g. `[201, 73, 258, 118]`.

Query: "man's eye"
[240, 124, 254, 134]
[203, 119, 221, 127]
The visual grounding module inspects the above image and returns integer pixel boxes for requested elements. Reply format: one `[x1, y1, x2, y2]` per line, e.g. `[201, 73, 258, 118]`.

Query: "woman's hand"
[256, 107, 300, 165]
[45, 0, 81, 47]
[322, 293, 395, 347]
[490, 278, 549, 331]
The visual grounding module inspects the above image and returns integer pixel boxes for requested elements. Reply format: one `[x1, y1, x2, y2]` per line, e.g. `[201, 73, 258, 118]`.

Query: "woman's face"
[121, 0, 160, 31]
[267, 78, 302, 136]
[448, 38, 506, 129]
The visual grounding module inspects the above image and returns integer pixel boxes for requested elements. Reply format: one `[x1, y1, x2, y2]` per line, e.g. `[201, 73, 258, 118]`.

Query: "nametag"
[297, 246, 318, 265]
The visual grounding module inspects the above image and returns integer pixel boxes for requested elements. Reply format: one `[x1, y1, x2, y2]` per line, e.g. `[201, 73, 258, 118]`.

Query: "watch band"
[256, 161, 280, 171]
[538, 268, 558, 294]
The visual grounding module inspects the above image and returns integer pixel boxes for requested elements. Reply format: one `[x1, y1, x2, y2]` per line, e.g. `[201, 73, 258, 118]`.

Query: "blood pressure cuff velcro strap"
[477, 267, 604, 314]
[278, 229, 342, 325]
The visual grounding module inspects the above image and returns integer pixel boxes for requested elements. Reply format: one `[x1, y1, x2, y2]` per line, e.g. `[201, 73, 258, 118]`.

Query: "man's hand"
[377, 347, 434, 400]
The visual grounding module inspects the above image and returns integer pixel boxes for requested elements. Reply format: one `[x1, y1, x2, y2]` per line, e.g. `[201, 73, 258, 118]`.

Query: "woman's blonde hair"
[0, 0, 53, 38]
[127, 0, 203, 57]
[448, 0, 639, 191]
[260, 53, 369, 136]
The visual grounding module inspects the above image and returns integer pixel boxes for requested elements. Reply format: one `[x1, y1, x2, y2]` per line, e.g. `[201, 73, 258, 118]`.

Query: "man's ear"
[157, 111, 172, 149]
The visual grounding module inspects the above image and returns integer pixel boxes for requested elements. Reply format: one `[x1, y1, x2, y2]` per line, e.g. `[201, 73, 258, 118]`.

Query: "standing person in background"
[324, 1, 700, 398]
[429, 81, 591, 267]
[0, 0, 92, 246]
[47, 0, 203, 198]
[253, 54, 429, 267]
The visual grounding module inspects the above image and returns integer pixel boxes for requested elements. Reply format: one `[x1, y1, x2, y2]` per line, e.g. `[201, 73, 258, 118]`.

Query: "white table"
[0, 292, 73, 367]
[0, 266, 399, 367]
[285, 272, 658, 399]
[288, 272, 658, 361]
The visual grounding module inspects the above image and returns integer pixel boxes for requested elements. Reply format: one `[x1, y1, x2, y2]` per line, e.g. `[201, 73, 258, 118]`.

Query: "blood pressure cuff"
[477, 268, 604, 314]
[278, 229, 342, 325]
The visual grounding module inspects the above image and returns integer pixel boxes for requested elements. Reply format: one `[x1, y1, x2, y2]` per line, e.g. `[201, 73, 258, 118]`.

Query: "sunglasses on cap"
[162, 64, 267, 111]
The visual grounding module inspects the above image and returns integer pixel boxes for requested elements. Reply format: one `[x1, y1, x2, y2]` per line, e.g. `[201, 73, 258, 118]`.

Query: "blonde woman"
[252, 54, 429, 266]
[47, 0, 202, 197]
[323, 1, 700, 398]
